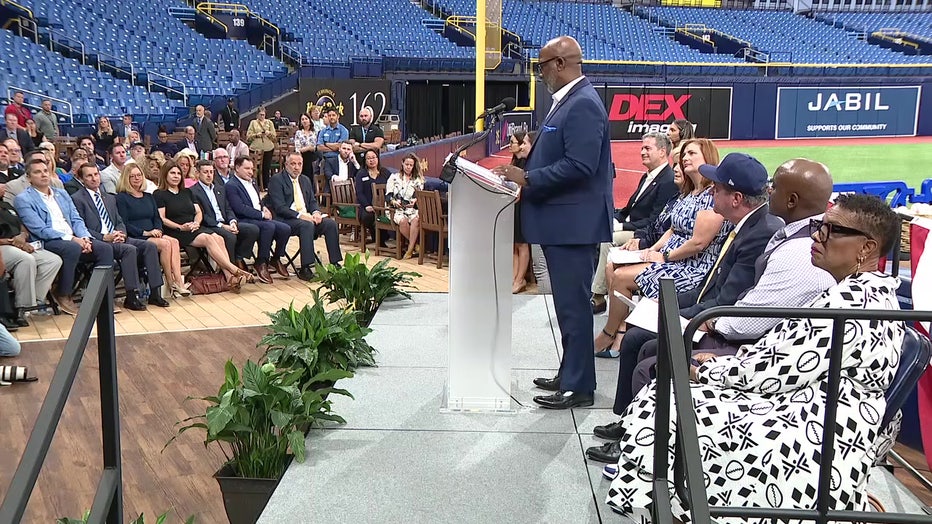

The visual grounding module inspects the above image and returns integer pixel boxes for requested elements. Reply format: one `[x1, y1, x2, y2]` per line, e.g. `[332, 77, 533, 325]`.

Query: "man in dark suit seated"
[152, 127, 178, 157]
[267, 152, 343, 280]
[495, 35, 614, 409]
[323, 142, 360, 189]
[14, 159, 114, 316]
[590, 132, 677, 313]
[585, 153, 789, 464]
[189, 160, 262, 282]
[225, 157, 292, 281]
[4, 113, 33, 155]
[70, 164, 169, 310]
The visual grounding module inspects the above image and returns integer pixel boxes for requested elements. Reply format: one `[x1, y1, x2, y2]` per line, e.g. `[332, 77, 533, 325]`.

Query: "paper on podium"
[449, 155, 520, 198]
[616, 292, 705, 343]
[609, 248, 645, 265]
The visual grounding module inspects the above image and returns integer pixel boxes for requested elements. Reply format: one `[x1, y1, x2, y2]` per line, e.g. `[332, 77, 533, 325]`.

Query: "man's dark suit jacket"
[266, 172, 320, 220]
[218, 106, 239, 132]
[194, 117, 217, 154]
[70, 187, 127, 240]
[4, 128, 34, 155]
[152, 141, 178, 157]
[190, 181, 235, 227]
[323, 156, 359, 189]
[616, 164, 677, 232]
[224, 176, 265, 221]
[678, 204, 784, 319]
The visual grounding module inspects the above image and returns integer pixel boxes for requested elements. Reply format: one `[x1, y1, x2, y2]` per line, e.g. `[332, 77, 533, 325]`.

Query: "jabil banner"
[776, 86, 921, 139]
[596, 86, 733, 140]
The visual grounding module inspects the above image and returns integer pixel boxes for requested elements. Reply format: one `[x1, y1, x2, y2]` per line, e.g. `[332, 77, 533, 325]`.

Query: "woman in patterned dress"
[385, 153, 424, 259]
[595, 139, 730, 353]
[605, 193, 904, 523]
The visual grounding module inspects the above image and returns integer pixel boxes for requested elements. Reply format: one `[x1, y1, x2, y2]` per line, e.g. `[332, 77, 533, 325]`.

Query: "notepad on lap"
[616, 293, 705, 343]
[608, 248, 644, 265]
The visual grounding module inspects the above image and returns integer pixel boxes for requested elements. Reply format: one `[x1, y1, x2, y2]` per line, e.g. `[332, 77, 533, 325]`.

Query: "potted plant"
[313, 252, 420, 326]
[166, 360, 352, 524]
[57, 511, 195, 524]
[261, 292, 376, 393]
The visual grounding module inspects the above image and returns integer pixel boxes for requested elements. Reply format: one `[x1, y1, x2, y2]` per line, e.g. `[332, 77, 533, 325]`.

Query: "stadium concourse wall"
[531, 75, 932, 141]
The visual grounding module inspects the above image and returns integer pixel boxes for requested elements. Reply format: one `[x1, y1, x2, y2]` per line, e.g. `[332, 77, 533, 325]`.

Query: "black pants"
[259, 150, 274, 189]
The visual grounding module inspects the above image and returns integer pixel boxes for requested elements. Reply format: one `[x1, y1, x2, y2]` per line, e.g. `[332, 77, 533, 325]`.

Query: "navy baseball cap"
[698, 153, 768, 195]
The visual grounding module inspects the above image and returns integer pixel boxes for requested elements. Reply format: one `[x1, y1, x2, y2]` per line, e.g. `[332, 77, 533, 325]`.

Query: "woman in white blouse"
[384, 153, 424, 259]
[293, 113, 317, 177]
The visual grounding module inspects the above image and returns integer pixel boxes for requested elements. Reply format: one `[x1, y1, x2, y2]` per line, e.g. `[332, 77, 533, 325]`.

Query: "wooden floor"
[1, 243, 931, 522]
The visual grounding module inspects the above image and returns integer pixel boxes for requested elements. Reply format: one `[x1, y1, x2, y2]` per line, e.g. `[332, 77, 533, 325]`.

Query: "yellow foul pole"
[475, 0, 486, 131]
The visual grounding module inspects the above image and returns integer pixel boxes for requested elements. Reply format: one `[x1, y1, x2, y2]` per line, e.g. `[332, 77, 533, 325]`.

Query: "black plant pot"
[214, 458, 292, 524]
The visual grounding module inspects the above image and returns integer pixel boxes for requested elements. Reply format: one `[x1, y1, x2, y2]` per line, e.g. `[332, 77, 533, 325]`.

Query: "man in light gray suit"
[193, 104, 217, 155]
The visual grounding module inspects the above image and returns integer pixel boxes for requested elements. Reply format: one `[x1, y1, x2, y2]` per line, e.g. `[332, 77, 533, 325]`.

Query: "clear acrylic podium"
[441, 156, 520, 413]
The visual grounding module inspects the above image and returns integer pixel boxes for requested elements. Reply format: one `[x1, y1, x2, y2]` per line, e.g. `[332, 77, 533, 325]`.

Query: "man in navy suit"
[495, 36, 613, 409]
[70, 164, 169, 310]
[225, 157, 292, 280]
[591, 132, 678, 314]
[14, 159, 114, 316]
[113, 114, 137, 142]
[323, 142, 360, 189]
[267, 152, 343, 280]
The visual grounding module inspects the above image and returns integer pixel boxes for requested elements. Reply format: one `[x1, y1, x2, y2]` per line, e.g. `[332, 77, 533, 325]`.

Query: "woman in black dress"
[509, 130, 533, 293]
[153, 160, 254, 292]
[93, 116, 117, 161]
[355, 149, 391, 245]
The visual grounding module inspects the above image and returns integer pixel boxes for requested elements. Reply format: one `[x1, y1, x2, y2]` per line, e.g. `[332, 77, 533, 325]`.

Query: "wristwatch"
[662, 250, 671, 263]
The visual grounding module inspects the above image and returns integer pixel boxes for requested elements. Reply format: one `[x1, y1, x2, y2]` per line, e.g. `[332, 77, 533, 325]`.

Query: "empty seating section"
[648, 7, 932, 63]
[0, 31, 178, 119]
[13, 0, 288, 101]
[817, 12, 932, 39]
[247, 0, 472, 61]
[431, 0, 741, 62]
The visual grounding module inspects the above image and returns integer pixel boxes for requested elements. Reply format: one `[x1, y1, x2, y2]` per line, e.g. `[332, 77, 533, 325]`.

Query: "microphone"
[476, 97, 516, 120]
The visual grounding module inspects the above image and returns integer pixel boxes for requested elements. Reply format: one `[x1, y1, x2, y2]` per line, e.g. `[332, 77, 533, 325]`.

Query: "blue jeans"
[0, 324, 21, 357]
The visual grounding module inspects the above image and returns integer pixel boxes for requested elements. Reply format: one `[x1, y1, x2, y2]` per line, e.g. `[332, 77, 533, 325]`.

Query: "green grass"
[718, 143, 932, 189]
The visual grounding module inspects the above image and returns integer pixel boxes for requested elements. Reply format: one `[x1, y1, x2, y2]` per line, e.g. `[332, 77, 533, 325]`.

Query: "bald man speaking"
[495, 36, 613, 409]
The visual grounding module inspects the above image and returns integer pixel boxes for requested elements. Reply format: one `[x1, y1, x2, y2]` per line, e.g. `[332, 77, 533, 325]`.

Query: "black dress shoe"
[148, 296, 171, 308]
[533, 375, 561, 391]
[533, 390, 594, 410]
[123, 293, 147, 312]
[0, 317, 19, 332]
[13, 309, 29, 327]
[593, 420, 625, 441]
[296, 267, 315, 282]
[586, 440, 621, 463]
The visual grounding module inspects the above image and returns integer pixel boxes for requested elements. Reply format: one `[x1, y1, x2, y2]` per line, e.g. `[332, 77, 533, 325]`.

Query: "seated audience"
[224, 129, 249, 164]
[63, 148, 90, 193]
[594, 138, 727, 353]
[24, 118, 44, 148]
[385, 153, 424, 259]
[115, 163, 190, 298]
[70, 164, 168, 310]
[100, 142, 127, 194]
[4, 114, 32, 155]
[0, 193, 62, 327]
[212, 148, 233, 186]
[667, 118, 695, 158]
[154, 160, 254, 292]
[224, 157, 292, 280]
[92, 116, 117, 159]
[591, 132, 677, 312]
[354, 149, 391, 246]
[15, 158, 114, 316]
[189, 160, 261, 281]
[266, 152, 343, 279]
[605, 193, 905, 522]
[173, 149, 198, 189]
[324, 141, 359, 187]
[6, 149, 64, 205]
[152, 127, 178, 157]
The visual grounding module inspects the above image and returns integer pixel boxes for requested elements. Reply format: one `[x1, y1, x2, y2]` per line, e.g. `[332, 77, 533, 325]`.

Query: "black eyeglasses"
[809, 218, 872, 243]
[534, 55, 581, 74]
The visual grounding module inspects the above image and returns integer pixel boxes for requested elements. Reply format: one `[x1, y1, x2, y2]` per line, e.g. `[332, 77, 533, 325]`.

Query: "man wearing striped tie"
[69, 164, 169, 311]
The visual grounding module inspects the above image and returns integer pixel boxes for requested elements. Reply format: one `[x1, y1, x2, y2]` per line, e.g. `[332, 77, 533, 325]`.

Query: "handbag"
[187, 273, 228, 295]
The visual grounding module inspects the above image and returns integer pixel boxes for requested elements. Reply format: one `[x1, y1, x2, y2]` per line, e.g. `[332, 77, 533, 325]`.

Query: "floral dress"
[635, 187, 732, 298]
[385, 173, 424, 224]
[606, 271, 905, 523]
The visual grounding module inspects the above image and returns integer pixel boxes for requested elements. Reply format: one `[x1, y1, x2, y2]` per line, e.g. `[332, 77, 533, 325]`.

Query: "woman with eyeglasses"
[606, 193, 905, 522]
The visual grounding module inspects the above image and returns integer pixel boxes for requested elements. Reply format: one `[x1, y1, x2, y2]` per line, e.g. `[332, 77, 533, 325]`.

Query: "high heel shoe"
[171, 282, 191, 297]
[236, 269, 255, 283]
[512, 279, 527, 294]
[595, 330, 626, 359]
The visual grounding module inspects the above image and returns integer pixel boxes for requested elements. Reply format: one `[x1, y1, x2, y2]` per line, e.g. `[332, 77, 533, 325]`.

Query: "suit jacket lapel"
[529, 77, 591, 158]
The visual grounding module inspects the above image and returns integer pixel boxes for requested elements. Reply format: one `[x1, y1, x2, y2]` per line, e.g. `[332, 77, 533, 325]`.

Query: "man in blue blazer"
[225, 157, 292, 280]
[70, 164, 168, 310]
[267, 152, 343, 280]
[496, 36, 613, 409]
[323, 142, 360, 189]
[14, 158, 114, 316]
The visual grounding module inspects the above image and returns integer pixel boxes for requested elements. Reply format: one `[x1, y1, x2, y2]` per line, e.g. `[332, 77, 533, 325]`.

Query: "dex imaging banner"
[776, 86, 921, 139]
[597, 86, 732, 141]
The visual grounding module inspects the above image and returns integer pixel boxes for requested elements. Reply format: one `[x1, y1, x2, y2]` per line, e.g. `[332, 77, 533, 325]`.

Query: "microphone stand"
[440, 112, 502, 183]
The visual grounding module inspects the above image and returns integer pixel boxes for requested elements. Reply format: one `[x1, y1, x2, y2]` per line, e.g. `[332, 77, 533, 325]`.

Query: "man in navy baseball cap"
[698, 152, 769, 196]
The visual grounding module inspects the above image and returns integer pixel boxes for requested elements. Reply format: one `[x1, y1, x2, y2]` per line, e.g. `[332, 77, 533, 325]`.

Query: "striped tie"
[94, 191, 114, 234]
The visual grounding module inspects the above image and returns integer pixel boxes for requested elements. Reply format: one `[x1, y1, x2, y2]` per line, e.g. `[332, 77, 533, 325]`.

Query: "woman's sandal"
[595, 330, 626, 359]
[0, 365, 38, 385]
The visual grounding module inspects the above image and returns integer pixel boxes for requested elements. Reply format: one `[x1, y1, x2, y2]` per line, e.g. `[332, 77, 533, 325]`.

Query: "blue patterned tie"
[94, 191, 114, 233]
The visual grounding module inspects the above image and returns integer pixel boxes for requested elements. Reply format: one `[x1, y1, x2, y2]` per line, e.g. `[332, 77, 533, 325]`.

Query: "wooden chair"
[331, 179, 366, 253]
[372, 183, 402, 259]
[415, 189, 448, 269]
[249, 150, 265, 191]
[313, 174, 331, 216]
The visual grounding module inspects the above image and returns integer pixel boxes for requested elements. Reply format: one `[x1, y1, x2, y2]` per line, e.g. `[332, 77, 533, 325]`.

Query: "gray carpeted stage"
[259, 292, 928, 523]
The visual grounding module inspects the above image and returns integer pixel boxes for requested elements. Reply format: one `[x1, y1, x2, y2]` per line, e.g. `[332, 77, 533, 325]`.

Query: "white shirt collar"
[550, 75, 586, 107]
[733, 202, 768, 234]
